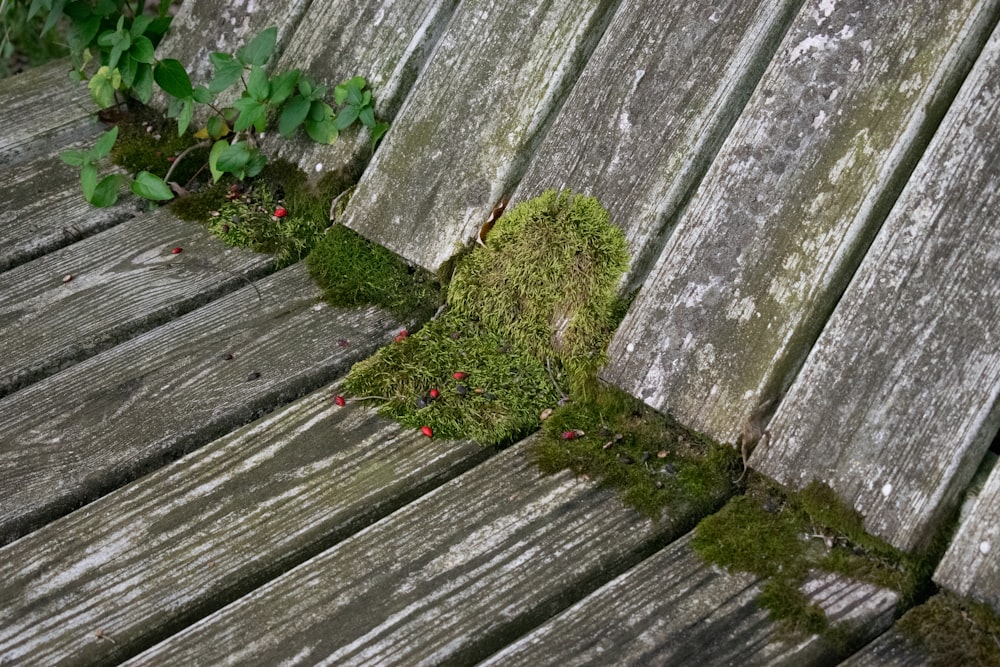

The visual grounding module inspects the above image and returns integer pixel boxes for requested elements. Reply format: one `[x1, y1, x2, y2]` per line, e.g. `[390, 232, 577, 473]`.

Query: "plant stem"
[163, 140, 209, 183]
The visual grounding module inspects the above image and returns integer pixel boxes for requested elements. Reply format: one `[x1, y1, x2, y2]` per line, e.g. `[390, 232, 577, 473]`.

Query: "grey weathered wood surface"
[840, 625, 931, 667]
[601, 0, 999, 445]
[265, 0, 458, 180]
[0, 208, 272, 399]
[0, 147, 136, 273]
[342, 0, 618, 272]
[510, 0, 800, 290]
[935, 462, 1000, 612]
[124, 436, 716, 666]
[479, 533, 898, 666]
[0, 265, 403, 545]
[0, 59, 98, 167]
[0, 395, 484, 665]
[752, 19, 1000, 552]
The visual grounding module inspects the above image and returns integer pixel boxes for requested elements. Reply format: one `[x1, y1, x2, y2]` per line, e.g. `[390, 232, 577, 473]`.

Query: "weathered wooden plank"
[0, 264, 404, 544]
[0, 209, 272, 398]
[342, 0, 618, 272]
[0, 59, 99, 167]
[751, 20, 1000, 552]
[510, 0, 800, 289]
[0, 145, 136, 273]
[479, 534, 898, 666]
[935, 459, 1000, 612]
[124, 437, 706, 666]
[264, 0, 459, 179]
[841, 627, 931, 666]
[0, 395, 484, 665]
[601, 0, 999, 445]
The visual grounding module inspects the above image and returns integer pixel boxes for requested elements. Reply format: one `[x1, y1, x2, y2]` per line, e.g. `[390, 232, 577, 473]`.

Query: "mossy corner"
[691, 473, 936, 650]
[896, 591, 1000, 666]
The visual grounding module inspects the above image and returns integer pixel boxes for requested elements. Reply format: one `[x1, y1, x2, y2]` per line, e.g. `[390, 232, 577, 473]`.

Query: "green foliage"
[50, 17, 390, 208]
[0, 0, 68, 78]
[59, 125, 127, 206]
[341, 190, 629, 446]
[897, 592, 1000, 667]
[533, 385, 738, 519]
[692, 476, 926, 646]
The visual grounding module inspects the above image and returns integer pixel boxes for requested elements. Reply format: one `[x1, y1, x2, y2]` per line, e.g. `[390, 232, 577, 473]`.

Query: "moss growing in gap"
[896, 592, 1000, 666]
[342, 189, 629, 445]
[692, 475, 929, 646]
[533, 385, 739, 519]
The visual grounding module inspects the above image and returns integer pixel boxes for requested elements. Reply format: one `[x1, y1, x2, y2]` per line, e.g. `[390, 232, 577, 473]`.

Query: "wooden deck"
[2, 0, 999, 664]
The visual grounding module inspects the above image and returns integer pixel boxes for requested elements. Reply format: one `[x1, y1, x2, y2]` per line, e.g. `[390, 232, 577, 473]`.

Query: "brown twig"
[164, 140, 210, 184]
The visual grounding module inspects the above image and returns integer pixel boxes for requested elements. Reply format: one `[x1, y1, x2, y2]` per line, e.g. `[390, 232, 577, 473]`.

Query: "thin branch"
[163, 140, 210, 183]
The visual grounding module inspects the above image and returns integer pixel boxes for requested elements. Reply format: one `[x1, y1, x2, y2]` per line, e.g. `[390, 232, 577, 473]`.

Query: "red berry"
[452, 371, 467, 380]
[421, 425, 433, 437]
[561, 431, 577, 440]
[429, 388, 439, 399]
[274, 207, 287, 218]
[171, 247, 183, 254]
[394, 329, 409, 343]
[335, 395, 346, 406]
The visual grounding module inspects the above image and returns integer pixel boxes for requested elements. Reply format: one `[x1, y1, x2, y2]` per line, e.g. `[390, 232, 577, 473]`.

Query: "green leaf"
[88, 67, 116, 108]
[269, 70, 299, 106]
[216, 141, 252, 173]
[130, 35, 155, 63]
[335, 105, 359, 130]
[370, 121, 390, 147]
[299, 79, 312, 98]
[246, 65, 269, 101]
[118, 55, 137, 88]
[131, 15, 154, 38]
[67, 16, 101, 54]
[97, 30, 115, 48]
[108, 31, 131, 70]
[333, 83, 347, 106]
[41, 0, 65, 35]
[131, 171, 174, 201]
[208, 52, 245, 94]
[133, 63, 154, 103]
[278, 95, 310, 137]
[90, 174, 124, 208]
[154, 59, 194, 99]
[60, 149, 88, 167]
[177, 98, 194, 136]
[145, 17, 172, 41]
[192, 85, 214, 104]
[208, 139, 228, 183]
[359, 105, 375, 128]
[236, 26, 277, 67]
[80, 163, 98, 200]
[308, 99, 327, 122]
[245, 152, 267, 178]
[305, 118, 338, 145]
[90, 125, 119, 160]
[27, 0, 48, 21]
[207, 115, 228, 139]
[232, 98, 266, 133]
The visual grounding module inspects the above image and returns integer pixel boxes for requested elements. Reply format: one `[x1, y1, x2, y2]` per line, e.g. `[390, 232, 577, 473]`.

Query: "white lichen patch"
[726, 294, 757, 324]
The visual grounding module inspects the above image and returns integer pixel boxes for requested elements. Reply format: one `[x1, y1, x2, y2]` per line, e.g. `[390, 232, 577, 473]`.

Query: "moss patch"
[693, 475, 927, 644]
[111, 104, 207, 187]
[533, 385, 738, 519]
[342, 189, 629, 445]
[897, 592, 1000, 666]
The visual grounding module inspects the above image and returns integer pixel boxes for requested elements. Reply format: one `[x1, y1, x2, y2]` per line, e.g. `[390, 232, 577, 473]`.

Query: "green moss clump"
[110, 105, 206, 186]
[692, 476, 925, 645]
[307, 206, 440, 318]
[533, 385, 737, 519]
[342, 189, 629, 445]
[897, 592, 1000, 666]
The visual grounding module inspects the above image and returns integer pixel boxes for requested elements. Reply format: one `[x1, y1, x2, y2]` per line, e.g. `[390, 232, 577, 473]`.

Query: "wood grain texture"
[264, 0, 459, 179]
[935, 462, 1000, 612]
[0, 394, 485, 666]
[342, 0, 618, 272]
[480, 534, 899, 666]
[0, 208, 272, 398]
[0, 146, 137, 273]
[0, 59, 99, 167]
[0, 265, 404, 545]
[840, 618, 935, 666]
[125, 437, 705, 666]
[510, 0, 800, 290]
[601, 0, 998, 445]
[751, 21, 1000, 552]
